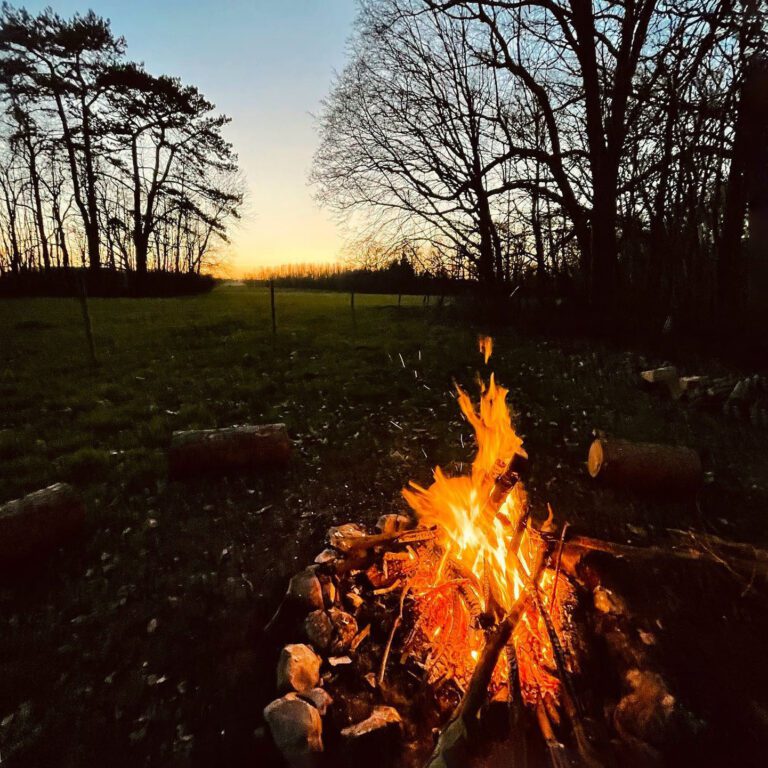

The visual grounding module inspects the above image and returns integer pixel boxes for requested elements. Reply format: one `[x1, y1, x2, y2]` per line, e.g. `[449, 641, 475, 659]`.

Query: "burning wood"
[262, 337, 741, 767]
[261, 337, 588, 766]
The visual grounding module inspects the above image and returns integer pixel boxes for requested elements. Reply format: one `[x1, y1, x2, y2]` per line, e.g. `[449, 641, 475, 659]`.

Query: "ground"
[0, 286, 766, 766]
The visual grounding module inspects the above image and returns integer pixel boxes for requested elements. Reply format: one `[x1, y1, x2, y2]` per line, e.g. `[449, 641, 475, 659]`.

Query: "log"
[168, 424, 291, 478]
[563, 533, 768, 579]
[0, 483, 85, 570]
[424, 546, 548, 768]
[587, 438, 702, 495]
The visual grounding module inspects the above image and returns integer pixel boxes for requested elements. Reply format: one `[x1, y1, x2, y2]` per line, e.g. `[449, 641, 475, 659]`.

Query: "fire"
[402, 337, 575, 706]
[403, 338, 530, 611]
[478, 334, 493, 364]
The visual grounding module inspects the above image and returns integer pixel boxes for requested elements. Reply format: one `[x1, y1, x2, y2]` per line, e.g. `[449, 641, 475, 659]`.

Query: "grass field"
[1, 286, 767, 766]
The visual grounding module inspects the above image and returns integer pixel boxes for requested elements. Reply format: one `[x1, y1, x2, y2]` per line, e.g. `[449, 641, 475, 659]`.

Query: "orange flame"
[403, 350, 530, 611]
[402, 337, 573, 707]
[478, 335, 493, 364]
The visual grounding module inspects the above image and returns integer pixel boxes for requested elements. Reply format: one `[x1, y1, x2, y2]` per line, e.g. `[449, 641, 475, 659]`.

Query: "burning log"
[0, 483, 85, 571]
[587, 438, 702, 495]
[424, 549, 548, 768]
[168, 423, 291, 479]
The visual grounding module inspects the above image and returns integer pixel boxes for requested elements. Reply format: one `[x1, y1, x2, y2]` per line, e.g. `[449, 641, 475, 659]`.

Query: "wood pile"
[641, 367, 768, 427]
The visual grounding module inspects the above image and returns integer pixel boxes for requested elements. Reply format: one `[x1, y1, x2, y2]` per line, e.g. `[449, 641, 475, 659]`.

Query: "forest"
[0, 6, 244, 280]
[312, 0, 768, 337]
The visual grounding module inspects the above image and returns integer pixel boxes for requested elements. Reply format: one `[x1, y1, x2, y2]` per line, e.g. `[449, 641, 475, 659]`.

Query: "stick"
[424, 553, 548, 768]
[564, 533, 768, 578]
[379, 584, 409, 686]
[77, 275, 97, 367]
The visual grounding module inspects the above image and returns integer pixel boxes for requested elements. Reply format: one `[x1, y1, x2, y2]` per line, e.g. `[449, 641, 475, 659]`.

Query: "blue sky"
[21, 0, 358, 273]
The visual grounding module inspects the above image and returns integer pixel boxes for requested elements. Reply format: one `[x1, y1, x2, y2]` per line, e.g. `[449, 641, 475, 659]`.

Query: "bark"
[587, 438, 702, 495]
[0, 483, 85, 571]
[168, 424, 292, 479]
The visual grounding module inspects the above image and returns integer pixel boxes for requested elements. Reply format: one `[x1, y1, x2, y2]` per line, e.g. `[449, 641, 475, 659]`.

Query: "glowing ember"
[402, 338, 575, 707]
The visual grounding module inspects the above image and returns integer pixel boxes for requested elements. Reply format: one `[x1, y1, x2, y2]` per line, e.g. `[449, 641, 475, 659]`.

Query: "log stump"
[0, 483, 86, 571]
[588, 438, 702, 495]
[168, 424, 291, 479]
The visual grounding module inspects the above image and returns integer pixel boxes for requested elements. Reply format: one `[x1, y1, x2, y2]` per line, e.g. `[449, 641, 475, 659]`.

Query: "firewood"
[168, 423, 290, 479]
[424, 551, 548, 768]
[640, 367, 683, 398]
[563, 533, 768, 579]
[587, 438, 702, 495]
[0, 483, 85, 571]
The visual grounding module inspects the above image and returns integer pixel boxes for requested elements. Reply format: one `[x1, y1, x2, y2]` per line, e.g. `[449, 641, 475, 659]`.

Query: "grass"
[0, 286, 766, 766]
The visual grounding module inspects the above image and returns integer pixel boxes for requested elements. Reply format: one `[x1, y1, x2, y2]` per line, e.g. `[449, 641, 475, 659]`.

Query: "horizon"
[20, 0, 357, 276]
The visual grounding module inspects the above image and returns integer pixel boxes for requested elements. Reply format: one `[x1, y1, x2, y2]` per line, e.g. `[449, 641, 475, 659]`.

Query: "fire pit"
[261, 338, 684, 767]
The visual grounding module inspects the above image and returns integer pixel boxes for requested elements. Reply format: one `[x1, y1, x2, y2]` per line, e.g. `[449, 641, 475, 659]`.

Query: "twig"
[379, 584, 410, 686]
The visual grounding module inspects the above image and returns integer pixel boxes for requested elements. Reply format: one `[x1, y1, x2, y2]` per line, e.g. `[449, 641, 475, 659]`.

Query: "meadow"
[1, 286, 766, 766]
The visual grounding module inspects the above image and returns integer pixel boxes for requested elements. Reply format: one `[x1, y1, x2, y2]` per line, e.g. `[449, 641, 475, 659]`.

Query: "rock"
[321, 579, 337, 607]
[375, 514, 413, 535]
[328, 608, 358, 654]
[300, 687, 333, 716]
[304, 610, 333, 653]
[264, 693, 323, 767]
[277, 644, 321, 693]
[614, 669, 677, 748]
[340, 705, 402, 755]
[327, 523, 367, 552]
[305, 609, 358, 654]
[0, 483, 85, 571]
[288, 569, 324, 611]
[314, 548, 337, 565]
[593, 586, 627, 615]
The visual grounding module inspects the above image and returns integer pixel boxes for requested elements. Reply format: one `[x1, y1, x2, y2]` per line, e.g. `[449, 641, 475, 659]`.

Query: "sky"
[23, 0, 358, 275]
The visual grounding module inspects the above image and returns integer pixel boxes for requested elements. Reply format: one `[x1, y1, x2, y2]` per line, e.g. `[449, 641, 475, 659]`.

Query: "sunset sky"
[23, 0, 358, 275]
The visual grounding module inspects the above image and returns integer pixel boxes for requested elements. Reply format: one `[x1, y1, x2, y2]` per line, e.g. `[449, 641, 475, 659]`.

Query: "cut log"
[0, 483, 85, 570]
[587, 438, 702, 495]
[168, 423, 290, 479]
[640, 367, 683, 398]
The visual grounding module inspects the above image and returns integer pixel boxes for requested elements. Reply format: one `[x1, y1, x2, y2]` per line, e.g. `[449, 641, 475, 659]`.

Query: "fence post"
[270, 279, 276, 336]
[77, 274, 97, 367]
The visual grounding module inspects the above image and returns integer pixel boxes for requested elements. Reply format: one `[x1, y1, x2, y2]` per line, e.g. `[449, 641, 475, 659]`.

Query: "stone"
[614, 669, 677, 747]
[321, 579, 337, 607]
[328, 608, 358, 654]
[593, 586, 627, 615]
[314, 548, 337, 565]
[304, 610, 333, 653]
[277, 644, 321, 693]
[300, 687, 333, 716]
[340, 706, 402, 755]
[287, 569, 324, 611]
[375, 514, 413, 535]
[327, 523, 367, 551]
[264, 693, 322, 767]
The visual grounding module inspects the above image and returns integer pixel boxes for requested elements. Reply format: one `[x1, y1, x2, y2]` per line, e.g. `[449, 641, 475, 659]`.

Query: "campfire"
[262, 338, 689, 767]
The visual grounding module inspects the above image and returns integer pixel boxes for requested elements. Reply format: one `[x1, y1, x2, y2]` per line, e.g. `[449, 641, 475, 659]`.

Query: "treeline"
[246, 256, 461, 295]
[0, 6, 243, 280]
[313, 0, 768, 334]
